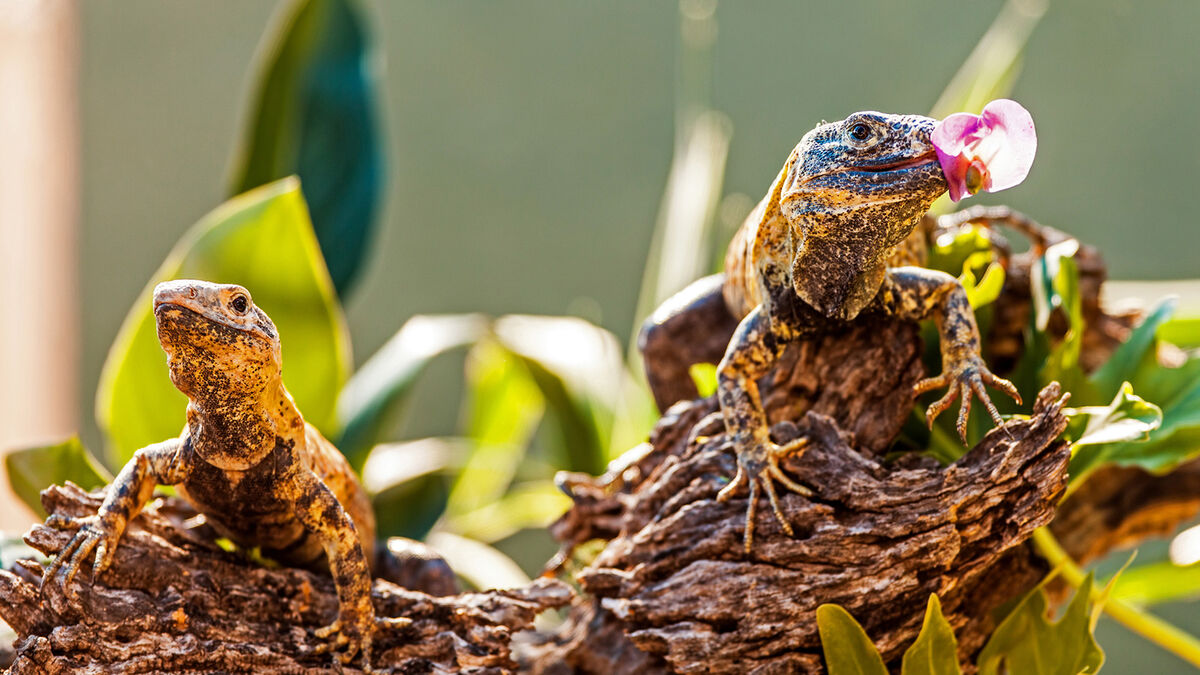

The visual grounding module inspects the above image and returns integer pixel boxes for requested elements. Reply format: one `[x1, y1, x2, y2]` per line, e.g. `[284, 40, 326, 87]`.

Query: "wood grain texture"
[0, 484, 571, 674]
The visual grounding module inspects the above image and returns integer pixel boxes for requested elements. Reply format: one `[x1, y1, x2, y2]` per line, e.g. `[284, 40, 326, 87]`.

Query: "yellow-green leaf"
[96, 178, 350, 466]
[817, 604, 888, 675]
[5, 437, 112, 517]
[901, 595, 962, 675]
[977, 574, 1103, 675]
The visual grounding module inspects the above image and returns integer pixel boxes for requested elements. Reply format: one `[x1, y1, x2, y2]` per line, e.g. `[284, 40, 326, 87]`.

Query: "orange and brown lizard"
[40, 279, 401, 672]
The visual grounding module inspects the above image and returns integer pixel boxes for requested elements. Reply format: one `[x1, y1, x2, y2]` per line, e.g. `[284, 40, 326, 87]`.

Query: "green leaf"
[977, 574, 1103, 675]
[1108, 560, 1200, 607]
[901, 595, 963, 675]
[1035, 241, 1086, 394]
[1070, 384, 1161, 451]
[5, 437, 112, 517]
[445, 340, 545, 516]
[494, 315, 624, 477]
[96, 178, 350, 466]
[337, 314, 487, 469]
[1091, 296, 1178, 398]
[960, 257, 1006, 310]
[817, 604, 888, 675]
[230, 0, 382, 296]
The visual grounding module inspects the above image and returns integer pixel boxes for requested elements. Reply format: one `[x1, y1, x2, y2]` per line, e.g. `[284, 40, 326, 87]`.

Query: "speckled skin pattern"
[41, 280, 394, 671]
[640, 112, 1020, 552]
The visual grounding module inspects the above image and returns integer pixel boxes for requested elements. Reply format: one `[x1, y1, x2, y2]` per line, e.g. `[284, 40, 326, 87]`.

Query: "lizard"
[639, 111, 1023, 552]
[40, 279, 400, 672]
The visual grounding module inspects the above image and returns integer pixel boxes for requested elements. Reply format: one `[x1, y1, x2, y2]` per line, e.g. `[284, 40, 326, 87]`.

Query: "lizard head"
[778, 112, 947, 319]
[153, 280, 282, 409]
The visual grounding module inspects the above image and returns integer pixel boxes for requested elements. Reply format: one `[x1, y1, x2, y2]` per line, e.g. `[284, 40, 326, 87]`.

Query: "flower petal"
[977, 99, 1037, 191]
[931, 99, 1037, 201]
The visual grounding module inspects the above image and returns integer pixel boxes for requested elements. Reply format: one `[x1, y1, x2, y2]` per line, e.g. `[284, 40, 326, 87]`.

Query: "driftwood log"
[0, 484, 571, 673]
[532, 244, 1200, 673]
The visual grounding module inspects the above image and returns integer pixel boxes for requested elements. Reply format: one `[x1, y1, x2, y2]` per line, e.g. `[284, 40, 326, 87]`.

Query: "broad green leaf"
[1070, 381, 1161, 454]
[96, 178, 350, 466]
[977, 574, 1103, 675]
[1072, 351, 1200, 476]
[1091, 296, 1178, 399]
[446, 340, 545, 516]
[901, 595, 962, 675]
[817, 604, 888, 675]
[444, 480, 571, 543]
[494, 315, 624, 477]
[424, 531, 531, 591]
[230, 0, 382, 296]
[689, 362, 719, 398]
[1108, 560, 1200, 607]
[5, 437, 112, 517]
[337, 314, 487, 469]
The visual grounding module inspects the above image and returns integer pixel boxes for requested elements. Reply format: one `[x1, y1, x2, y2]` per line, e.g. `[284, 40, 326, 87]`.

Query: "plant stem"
[1031, 527, 1200, 667]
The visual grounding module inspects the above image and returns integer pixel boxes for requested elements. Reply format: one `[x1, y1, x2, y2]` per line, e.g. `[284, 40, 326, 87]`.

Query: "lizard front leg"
[43, 438, 189, 595]
[291, 469, 404, 673]
[714, 305, 813, 553]
[883, 267, 1021, 442]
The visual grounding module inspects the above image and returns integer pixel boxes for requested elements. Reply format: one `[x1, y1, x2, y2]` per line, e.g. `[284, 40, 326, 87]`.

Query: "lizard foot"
[915, 354, 1021, 444]
[716, 437, 813, 553]
[311, 612, 402, 673]
[40, 514, 121, 599]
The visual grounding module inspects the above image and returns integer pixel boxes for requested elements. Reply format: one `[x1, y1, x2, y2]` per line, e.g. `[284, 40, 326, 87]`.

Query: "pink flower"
[932, 99, 1037, 202]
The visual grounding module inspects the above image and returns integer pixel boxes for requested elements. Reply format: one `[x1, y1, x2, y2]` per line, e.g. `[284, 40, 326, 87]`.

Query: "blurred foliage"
[5, 437, 111, 519]
[230, 0, 382, 297]
[9, 0, 1200, 667]
[819, 580, 1103, 675]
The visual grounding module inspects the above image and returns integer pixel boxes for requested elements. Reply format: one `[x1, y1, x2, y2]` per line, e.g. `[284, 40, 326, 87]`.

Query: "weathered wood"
[0, 484, 571, 674]
[546, 384, 1067, 674]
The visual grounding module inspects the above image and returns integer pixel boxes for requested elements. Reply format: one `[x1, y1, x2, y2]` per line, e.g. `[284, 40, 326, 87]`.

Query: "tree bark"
[0, 484, 571, 674]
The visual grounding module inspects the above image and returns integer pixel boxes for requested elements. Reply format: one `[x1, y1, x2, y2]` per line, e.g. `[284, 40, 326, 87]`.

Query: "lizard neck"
[786, 206, 923, 320]
[187, 379, 303, 470]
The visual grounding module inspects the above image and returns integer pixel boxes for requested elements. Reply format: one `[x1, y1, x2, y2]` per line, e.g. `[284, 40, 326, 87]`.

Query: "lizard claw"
[311, 611, 392, 672]
[41, 514, 120, 599]
[717, 437, 813, 553]
[915, 357, 1020, 444]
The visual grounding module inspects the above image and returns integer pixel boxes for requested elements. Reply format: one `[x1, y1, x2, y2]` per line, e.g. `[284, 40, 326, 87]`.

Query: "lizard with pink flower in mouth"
[639, 103, 1037, 552]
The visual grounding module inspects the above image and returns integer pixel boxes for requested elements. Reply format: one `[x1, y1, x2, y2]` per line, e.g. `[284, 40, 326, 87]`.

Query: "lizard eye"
[849, 123, 872, 142]
[230, 294, 249, 314]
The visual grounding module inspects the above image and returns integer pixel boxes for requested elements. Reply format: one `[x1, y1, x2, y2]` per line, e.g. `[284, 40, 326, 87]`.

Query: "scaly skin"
[41, 280, 399, 672]
[640, 112, 1021, 552]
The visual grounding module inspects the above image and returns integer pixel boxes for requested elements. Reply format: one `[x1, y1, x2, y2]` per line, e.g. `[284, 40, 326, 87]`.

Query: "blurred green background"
[79, 0, 1199, 455]
[65, 1, 1200, 671]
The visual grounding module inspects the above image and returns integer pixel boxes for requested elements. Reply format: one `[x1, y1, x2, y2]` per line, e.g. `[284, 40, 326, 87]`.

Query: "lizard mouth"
[848, 150, 939, 173]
